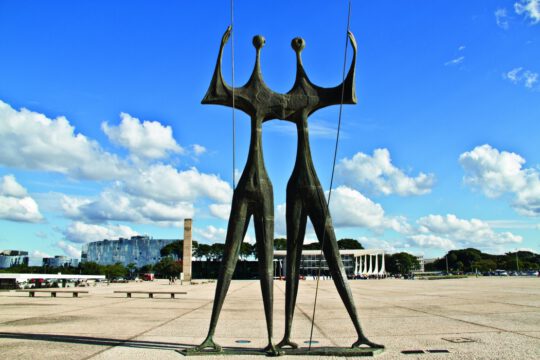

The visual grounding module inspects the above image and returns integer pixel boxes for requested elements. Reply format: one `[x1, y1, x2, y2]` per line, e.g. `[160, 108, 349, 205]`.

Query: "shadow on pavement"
[0, 332, 192, 350]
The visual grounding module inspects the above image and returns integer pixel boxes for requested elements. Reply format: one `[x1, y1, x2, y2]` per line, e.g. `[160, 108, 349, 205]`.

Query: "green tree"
[337, 238, 364, 249]
[240, 242, 254, 259]
[274, 238, 287, 250]
[194, 244, 211, 260]
[154, 257, 182, 278]
[209, 243, 226, 261]
[160, 240, 199, 259]
[386, 253, 420, 275]
[303, 242, 320, 250]
[104, 262, 127, 279]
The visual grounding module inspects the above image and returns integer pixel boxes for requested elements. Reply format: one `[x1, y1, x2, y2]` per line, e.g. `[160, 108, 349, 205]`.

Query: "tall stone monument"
[182, 218, 193, 282]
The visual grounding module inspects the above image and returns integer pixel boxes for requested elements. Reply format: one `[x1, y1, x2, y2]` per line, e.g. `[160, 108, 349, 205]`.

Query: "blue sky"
[0, 0, 539, 263]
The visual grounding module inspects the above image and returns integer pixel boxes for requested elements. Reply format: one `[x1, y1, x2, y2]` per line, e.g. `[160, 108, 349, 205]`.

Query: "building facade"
[0, 250, 29, 269]
[81, 236, 179, 267]
[274, 249, 386, 277]
[42, 256, 80, 268]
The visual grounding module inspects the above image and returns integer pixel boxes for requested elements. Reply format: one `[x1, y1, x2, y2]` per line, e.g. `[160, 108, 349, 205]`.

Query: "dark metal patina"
[186, 27, 383, 357]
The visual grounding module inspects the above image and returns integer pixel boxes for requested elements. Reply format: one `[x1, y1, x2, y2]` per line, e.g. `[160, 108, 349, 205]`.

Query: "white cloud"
[123, 165, 232, 204]
[209, 203, 231, 220]
[408, 234, 457, 250]
[458, 45, 466, 51]
[504, 67, 538, 88]
[62, 190, 194, 226]
[460, 144, 540, 216]
[194, 225, 227, 243]
[56, 240, 81, 258]
[409, 214, 522, 251]
[0, 100, 127, 180]
[444, 56, 465, 66]
[63, 221, 138, 244]
[329, 186, 411, 233]
[102, 113, 183, 159]
[192, 144, 207, 156]
[0, 175, 43, 223]
[495, 8, 510, 29]
[336, 148, 435, 196]
[515, 0, 540, 24]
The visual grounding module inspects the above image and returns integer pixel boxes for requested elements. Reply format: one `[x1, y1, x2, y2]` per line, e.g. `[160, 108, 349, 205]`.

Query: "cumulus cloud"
[56, 240, 81, 258]
[504, 67, 538, 88]
[123, 165, 232, 204]
[329, 186, 409, 232]
[61, 190, 194, 226]
[0, 100, 127, 180]
[209, 203, 231, 220]
[515, 0, 540, 24]
[0, 175, 43, 223]
[408, 214, 522, 251]
[460, 144, 540, 216]
[63, 221, 138, 244]
[495, 8, 510, 29]
[336, 148, 435, 196]
[102, 113, 183, 159]
[194, 225, 227, 243]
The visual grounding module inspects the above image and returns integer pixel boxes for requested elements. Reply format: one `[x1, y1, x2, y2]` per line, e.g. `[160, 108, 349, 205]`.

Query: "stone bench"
[114, 290, 187, 299]
[17, 289, 89, 298]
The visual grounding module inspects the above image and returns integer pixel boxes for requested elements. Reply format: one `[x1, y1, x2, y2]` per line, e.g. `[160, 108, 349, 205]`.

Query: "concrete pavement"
[1, 277, 539, 359]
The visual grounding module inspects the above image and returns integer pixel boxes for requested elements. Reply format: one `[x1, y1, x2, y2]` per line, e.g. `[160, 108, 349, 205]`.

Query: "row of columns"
[354, 252, 386, 276]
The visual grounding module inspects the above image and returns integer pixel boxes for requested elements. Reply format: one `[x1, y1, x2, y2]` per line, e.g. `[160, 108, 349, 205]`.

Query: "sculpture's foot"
[277, 337, 298, 349]
[352, 336, 384, 349]
[264, 343, 283, 357]
[186, 336, 222, 353]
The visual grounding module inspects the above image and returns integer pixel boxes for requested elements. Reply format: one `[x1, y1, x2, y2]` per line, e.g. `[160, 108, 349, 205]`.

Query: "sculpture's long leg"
[193, 197, 251, 352]
[254, 196, 280, 356]
[309, 188, 384, 349]
[277, 193, 307, 350]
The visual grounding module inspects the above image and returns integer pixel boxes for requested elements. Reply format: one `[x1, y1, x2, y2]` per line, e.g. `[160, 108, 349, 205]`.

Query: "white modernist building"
[274, 249, 386, 277]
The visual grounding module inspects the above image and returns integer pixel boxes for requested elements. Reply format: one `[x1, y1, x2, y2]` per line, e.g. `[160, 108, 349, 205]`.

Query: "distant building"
[274, 249, 386, 277]
[42, 255, 80, 268]
[0, 250, 29, 269]
[81, 235, 180, 267]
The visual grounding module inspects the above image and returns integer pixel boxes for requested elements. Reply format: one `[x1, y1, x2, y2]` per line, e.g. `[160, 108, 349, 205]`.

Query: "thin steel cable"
[230, 0, 236, 189]
[308, 0, 352, 350]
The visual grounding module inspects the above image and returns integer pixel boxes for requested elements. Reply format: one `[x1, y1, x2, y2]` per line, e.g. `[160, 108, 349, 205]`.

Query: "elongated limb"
[309, 188, 384, 349]
[277, 192, 307, 349]
[192, 196, 251, 352]
[254, 197, 279, 356]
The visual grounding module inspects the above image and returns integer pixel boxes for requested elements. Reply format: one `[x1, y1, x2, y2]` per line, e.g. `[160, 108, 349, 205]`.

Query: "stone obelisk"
[182, 218, 193, 282]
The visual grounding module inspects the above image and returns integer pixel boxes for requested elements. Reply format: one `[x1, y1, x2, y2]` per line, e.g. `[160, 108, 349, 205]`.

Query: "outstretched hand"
[347, 31, 357, 51]
[221, 26, 232, 46]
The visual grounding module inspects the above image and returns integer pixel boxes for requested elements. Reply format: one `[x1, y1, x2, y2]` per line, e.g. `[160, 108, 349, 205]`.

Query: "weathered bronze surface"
[190, 27, 383, 356]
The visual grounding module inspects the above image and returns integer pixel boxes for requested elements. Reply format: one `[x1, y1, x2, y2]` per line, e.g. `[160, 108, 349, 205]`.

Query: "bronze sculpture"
[277, 34, 383, 351]
[193, 26, 279, 356]
[189, 27, 382, 356]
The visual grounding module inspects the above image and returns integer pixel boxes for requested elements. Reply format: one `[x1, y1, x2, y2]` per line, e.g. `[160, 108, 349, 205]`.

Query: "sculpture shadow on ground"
[0, 332, 191, 351]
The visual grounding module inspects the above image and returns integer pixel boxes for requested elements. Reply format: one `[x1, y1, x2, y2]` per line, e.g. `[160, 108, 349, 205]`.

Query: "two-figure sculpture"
[193, 26, 383, 355]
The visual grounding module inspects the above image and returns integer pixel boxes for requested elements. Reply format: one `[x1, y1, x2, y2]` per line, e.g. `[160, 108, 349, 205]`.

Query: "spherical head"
[253, 35, 266, 49]
[291, 37, 305, 52]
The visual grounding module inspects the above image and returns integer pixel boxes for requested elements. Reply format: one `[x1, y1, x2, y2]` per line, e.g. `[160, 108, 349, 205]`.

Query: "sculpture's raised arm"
[310, 31, 357, 114]
[201, 26, 235, 107]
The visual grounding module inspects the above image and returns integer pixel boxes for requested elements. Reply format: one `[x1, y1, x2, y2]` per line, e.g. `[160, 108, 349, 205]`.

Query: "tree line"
[425, 248, 540, 273]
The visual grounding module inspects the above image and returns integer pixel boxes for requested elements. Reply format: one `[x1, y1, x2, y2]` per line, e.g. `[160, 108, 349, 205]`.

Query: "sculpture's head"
[291, 37, 305, 53]
[253, 35, 266, 50]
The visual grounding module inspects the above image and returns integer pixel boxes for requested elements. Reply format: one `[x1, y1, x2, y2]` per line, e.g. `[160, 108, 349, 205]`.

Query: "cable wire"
[308, 0, 352, 350]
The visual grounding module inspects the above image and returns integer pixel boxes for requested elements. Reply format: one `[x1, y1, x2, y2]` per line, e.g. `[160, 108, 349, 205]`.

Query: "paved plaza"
[0, 277, 539, 359]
